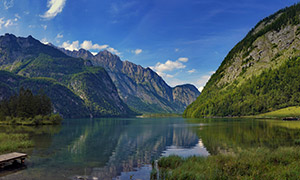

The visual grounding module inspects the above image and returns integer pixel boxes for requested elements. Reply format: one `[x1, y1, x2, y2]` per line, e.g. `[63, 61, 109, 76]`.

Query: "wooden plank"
[0, 152, 27, 164]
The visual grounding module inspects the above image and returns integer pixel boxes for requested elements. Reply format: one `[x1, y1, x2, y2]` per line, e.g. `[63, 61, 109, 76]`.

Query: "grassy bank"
[0, 114, 63, 126]
[0, 133, 33, 153]
[251, 106, 300, 119]
[153, 147, 300, 180]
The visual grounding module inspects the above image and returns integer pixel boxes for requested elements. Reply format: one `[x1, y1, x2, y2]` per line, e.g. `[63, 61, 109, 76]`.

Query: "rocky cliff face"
[61, 48, 200, 113]
[184, 4, 300, 118]
[0, 34, 134, 118]
[172, 84, 200, 109]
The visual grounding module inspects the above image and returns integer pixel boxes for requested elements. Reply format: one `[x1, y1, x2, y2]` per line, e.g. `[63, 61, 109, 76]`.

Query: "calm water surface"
[1, 117, 300, 180]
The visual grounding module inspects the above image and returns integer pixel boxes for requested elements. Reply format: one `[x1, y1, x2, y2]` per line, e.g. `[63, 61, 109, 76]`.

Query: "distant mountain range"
[0, 33, 199, 118]
[58, 45, 200, 114]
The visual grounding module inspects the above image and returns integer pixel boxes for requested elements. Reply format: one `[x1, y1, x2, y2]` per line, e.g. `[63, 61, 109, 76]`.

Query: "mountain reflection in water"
[0, 118, 204, 180]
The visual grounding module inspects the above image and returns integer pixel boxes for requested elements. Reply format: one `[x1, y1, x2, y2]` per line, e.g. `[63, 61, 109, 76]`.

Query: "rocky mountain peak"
[57, 45, 200, 113]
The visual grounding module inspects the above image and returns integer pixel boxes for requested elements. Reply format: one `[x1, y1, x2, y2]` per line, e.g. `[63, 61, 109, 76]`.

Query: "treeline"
[184, 56, 300, 117]
[0, 88, 62, 125]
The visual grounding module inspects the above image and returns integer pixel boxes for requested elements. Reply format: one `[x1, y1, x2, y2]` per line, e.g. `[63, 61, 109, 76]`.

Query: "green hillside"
[184, 3, 300, 118]
[0, 34, 135, 118]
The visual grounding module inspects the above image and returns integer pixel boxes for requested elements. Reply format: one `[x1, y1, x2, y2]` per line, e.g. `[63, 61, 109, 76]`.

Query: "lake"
[1, 117, 300, 180]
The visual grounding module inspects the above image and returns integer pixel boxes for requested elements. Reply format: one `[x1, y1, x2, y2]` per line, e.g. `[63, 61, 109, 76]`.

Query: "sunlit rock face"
[60, 47, 200, 114]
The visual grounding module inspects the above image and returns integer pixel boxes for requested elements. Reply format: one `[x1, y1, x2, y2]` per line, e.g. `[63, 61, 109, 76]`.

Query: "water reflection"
[161, 140, 209, 157]
[0, 118, 201, 180]
[189, 118, 300, 155]
[4, 118, 299, 179]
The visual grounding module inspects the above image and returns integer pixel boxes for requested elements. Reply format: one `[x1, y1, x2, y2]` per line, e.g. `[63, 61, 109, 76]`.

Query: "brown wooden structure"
[0, 152, 27, 168]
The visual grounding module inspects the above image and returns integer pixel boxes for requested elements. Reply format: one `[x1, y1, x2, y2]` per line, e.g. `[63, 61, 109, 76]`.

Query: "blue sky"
[0, 0, 298, 91]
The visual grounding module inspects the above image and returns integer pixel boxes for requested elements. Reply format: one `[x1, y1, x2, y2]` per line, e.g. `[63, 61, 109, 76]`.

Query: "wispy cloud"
[132, 49, 142, 55]
[4, 19, 13, 27]
[0, 17, 17, 29]
[107, 47, 121, 56]
[178, 57, 188, 62]
[41, 25, 47, 30]
[110, 1, 138, 16]
[56, 33, 63, 39]
[4, 0, 14, 10]
[41, 0, 67, 20]
[188, 69, 196, 74]
[15, 14, 21, 19]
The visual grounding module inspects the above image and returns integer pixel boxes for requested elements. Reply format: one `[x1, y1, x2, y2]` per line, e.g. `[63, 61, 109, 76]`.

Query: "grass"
[253, 106, 300, 119]
[0, 133, 33, 153]
[153, 147, 300, 180]
[0, 114, 63, 126]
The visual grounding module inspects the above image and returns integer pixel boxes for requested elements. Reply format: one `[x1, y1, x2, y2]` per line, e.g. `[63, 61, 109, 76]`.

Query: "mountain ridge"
[0, 33, 135, 118]
[184, 3, 300, 118]
[59, 46, 200, 114]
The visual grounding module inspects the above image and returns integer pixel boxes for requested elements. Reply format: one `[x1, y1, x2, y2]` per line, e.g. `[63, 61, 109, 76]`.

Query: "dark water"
[1, 117, 300, 180]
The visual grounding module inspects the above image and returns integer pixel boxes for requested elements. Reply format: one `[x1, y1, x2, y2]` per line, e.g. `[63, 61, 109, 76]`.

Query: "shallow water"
[1, 117, 300, 180]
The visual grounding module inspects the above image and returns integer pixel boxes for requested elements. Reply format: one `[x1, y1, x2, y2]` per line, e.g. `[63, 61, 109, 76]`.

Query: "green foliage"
[153, 147, 300, 180]
[0, 87, 52, 118]
[0, 133, 33, 153]
[184, 57, 300, 117]
[184, 3, 300, 118]
[0, 87, 62, 125]
[189, 4, 300, 117]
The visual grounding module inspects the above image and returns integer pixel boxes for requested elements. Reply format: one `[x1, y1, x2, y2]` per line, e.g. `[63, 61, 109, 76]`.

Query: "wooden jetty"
[0, 152, 27, 168]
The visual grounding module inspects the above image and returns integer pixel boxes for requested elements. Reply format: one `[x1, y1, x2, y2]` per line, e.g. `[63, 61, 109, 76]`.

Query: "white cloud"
[62, 40, 79, 51]
[4, 0, 14, 10]
[151, 60, 186, 73]
[178, 57, 188, 62]
[0, 18, 5, 29]
[150, 57, 189, 74]
[41, 38, 49, 45]
[41, 25, 47, 30]
[41, 0, 67, 20]
[61, 40, 120, 55]
[132, 49, 142, 55]
[91, 52, 98, 56]
[175, 48, 179, 52]
[56, 33, 63, 39]
[80, 40, 108, 51]
[188, 69, 196, 74]
[198, 86, 204, 92]
[107, 47, 121, 55]
[196, 71, 215, 92]
[0, 18, 16, 29]
[15, 14, 21, 19]
[4, 19, 13, 27]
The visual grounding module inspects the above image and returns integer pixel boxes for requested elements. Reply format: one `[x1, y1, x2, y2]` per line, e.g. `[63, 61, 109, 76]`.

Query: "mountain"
[0, 34, 134, 118]
[60, 48, 200, 113]
[0, 70, 90, 118]
[184, 4, 300, 118]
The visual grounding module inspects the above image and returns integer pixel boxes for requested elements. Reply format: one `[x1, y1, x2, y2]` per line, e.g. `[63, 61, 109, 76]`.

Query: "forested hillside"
[184, 3, 300, 117]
